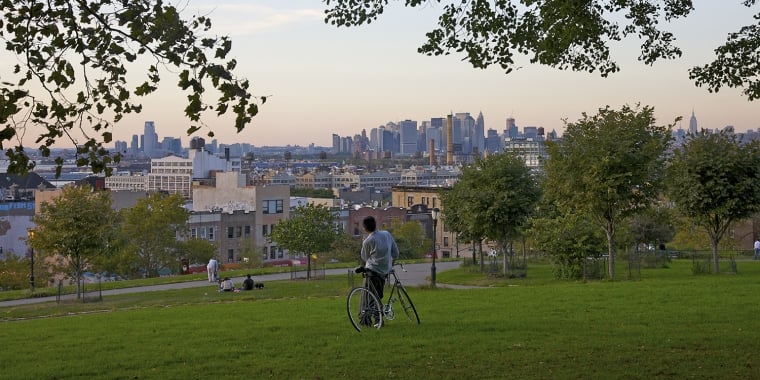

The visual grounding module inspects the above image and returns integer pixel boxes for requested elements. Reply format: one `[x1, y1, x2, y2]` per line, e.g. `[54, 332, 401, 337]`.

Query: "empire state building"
[689, 111, 698, 135]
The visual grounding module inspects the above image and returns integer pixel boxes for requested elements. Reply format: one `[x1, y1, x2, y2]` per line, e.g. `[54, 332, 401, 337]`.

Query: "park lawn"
[2, 260, 760, 379]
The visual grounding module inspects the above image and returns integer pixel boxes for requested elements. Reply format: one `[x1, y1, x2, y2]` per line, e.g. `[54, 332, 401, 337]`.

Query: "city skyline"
[9, 1, 759, 149]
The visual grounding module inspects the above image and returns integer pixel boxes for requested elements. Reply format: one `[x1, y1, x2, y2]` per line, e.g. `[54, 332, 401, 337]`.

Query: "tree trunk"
[711, 239, 720, 274]
[605, 226, 616, 280]
[307, 254, 312, 280]
[479, 240, 484, 272]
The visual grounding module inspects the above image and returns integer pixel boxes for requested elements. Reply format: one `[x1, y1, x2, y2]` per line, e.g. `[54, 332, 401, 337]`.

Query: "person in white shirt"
[219, 277, 235, 292]
[206, 258, 219, 282]
[754, 240, 760, 260]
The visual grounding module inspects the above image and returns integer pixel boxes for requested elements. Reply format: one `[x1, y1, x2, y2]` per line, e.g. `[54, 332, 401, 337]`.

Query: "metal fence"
[290, 265, 326, 280]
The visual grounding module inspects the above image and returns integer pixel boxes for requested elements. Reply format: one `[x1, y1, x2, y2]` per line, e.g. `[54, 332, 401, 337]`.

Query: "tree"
[390, 220, 428, 259]
[0, 1, 262, 175]
[531, 206, 606, 280]
[324, 1, 760, 100]
[31, 185, 117, 298]
[544, 104, 672, 279]
[0, 254, 49, 290]
[237, 236, 263, 270]
[268, 203, 339, 279]
[329, 232, 362, 264]
[180, 238, 217, 270]
[441, 152, 541, 275]
[666, 130, 760, 273]
[120, 192, 189, 277]
[625, 206, 676, 253]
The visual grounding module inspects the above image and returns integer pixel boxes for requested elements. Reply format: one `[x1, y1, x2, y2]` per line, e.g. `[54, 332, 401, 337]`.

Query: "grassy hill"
[2, 260, 759, 379]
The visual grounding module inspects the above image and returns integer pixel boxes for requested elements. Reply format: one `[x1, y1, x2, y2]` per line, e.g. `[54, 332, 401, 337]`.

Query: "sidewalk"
[0, 261, 466, 308]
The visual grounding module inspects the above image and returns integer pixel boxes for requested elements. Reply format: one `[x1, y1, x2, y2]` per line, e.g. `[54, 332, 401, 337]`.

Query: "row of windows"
[152, 161, 192, 167]
[190, 227, 215, 240]
[227, 225, 252, 239]
[224, 246, 284, 263]
[407, 195, 438, 208]
[192, 223, 277, 241]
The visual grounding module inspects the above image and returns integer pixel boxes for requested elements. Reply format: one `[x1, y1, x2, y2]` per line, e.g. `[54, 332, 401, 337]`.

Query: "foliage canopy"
[544, 104, 672, 279]
[120, 192, 189, 277]
[325, 1, 760, 99]
[31, 185, 117, 297]
[666, 130, 760, 272]
[441, 152, 541, 274]
[0, 0, 262, 175]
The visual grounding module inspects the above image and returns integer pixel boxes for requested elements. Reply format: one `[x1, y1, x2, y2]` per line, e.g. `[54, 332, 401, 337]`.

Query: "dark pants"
[361, 271, 386, 326]
[365, 271, 386, 300]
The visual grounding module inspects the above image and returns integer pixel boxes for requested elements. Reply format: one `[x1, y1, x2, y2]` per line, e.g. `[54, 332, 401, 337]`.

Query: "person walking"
[754, 240, 760, 260]
[207, 258, 219, 282]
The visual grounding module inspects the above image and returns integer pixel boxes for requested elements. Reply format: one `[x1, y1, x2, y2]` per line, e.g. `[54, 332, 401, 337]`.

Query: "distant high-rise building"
[427, 126, 442, 152]
[399, 119, 418, 155]
[114, 140, 128, 154]
[506, 117, 518, 138]
[523, 126, 538, 139]
[475, 112, 485, 156]
[486, 128, 501, 153]
[332, 134, 341, 154]
[190, 136, 206, 150]
[143, 121, 158, 158]
[689, 111, 698, 135]
[131, 135, 139, 155]
[162, 137, 182, 156]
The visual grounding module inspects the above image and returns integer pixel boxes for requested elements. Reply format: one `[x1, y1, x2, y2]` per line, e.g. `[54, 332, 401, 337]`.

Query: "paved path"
[0, 261, 466, 308]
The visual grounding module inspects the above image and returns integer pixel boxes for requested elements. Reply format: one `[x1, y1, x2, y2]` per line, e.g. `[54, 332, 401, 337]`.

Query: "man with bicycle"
[357, 216, 400, 303]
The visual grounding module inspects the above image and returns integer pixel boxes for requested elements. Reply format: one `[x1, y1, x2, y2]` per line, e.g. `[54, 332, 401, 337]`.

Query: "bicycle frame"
[347, 263, 420, 332]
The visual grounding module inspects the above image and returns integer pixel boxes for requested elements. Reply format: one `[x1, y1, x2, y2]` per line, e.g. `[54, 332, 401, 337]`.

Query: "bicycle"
[347, 263, 420, 332]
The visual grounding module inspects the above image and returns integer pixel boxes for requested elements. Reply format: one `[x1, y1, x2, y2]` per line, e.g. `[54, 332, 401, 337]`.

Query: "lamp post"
[431, 208, 440, 287]
[28, 229, 35, 292]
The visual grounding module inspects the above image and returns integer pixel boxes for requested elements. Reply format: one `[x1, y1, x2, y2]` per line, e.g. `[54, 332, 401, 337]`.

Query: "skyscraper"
[475, 112, 485, 156]
[399, 119, 418, 155]
[143, 121, 158, 158]
[689, 111, 698, 135]
[506, 117, 518, 138]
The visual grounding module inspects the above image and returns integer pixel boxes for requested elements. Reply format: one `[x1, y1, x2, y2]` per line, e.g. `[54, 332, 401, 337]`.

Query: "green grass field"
[2, 259, 760, 379]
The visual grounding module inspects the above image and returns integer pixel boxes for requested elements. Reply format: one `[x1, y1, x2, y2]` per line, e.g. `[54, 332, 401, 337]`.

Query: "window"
[263, 199, 284, 214]
[200, 227, 206, 239]
[407, 196, 414, 207]
[227, 227, 234, 239]
[244, 225, 251, 237]
[262, 224, 268, 236]
[444, 236, 449, 247]
[209, 227, 215, 241]
[191, 228, 197, 238]
[227, 249, 234, 263]
[236, 226, 242, 238]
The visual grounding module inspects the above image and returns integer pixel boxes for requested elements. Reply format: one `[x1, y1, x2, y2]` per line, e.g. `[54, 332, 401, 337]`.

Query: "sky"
[23, 1, 760, 148]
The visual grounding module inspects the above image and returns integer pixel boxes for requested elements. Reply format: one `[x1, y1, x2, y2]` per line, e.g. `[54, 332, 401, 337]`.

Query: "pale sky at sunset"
[18, 1, 760, 148]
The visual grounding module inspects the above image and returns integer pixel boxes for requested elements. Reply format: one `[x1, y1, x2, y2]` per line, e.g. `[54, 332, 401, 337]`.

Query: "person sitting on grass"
[219, 277, 235, 292]
[242, 274, 254, 291]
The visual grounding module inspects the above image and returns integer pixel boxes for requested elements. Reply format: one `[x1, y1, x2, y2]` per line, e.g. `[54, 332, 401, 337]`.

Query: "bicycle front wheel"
[347, 287, 383, 332]
[395, 285, 420, 324]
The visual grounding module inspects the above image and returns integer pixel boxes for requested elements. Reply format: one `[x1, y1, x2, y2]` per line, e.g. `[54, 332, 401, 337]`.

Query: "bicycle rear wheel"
[347, 287, 383, 332]
[394, 285, 420, 324]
